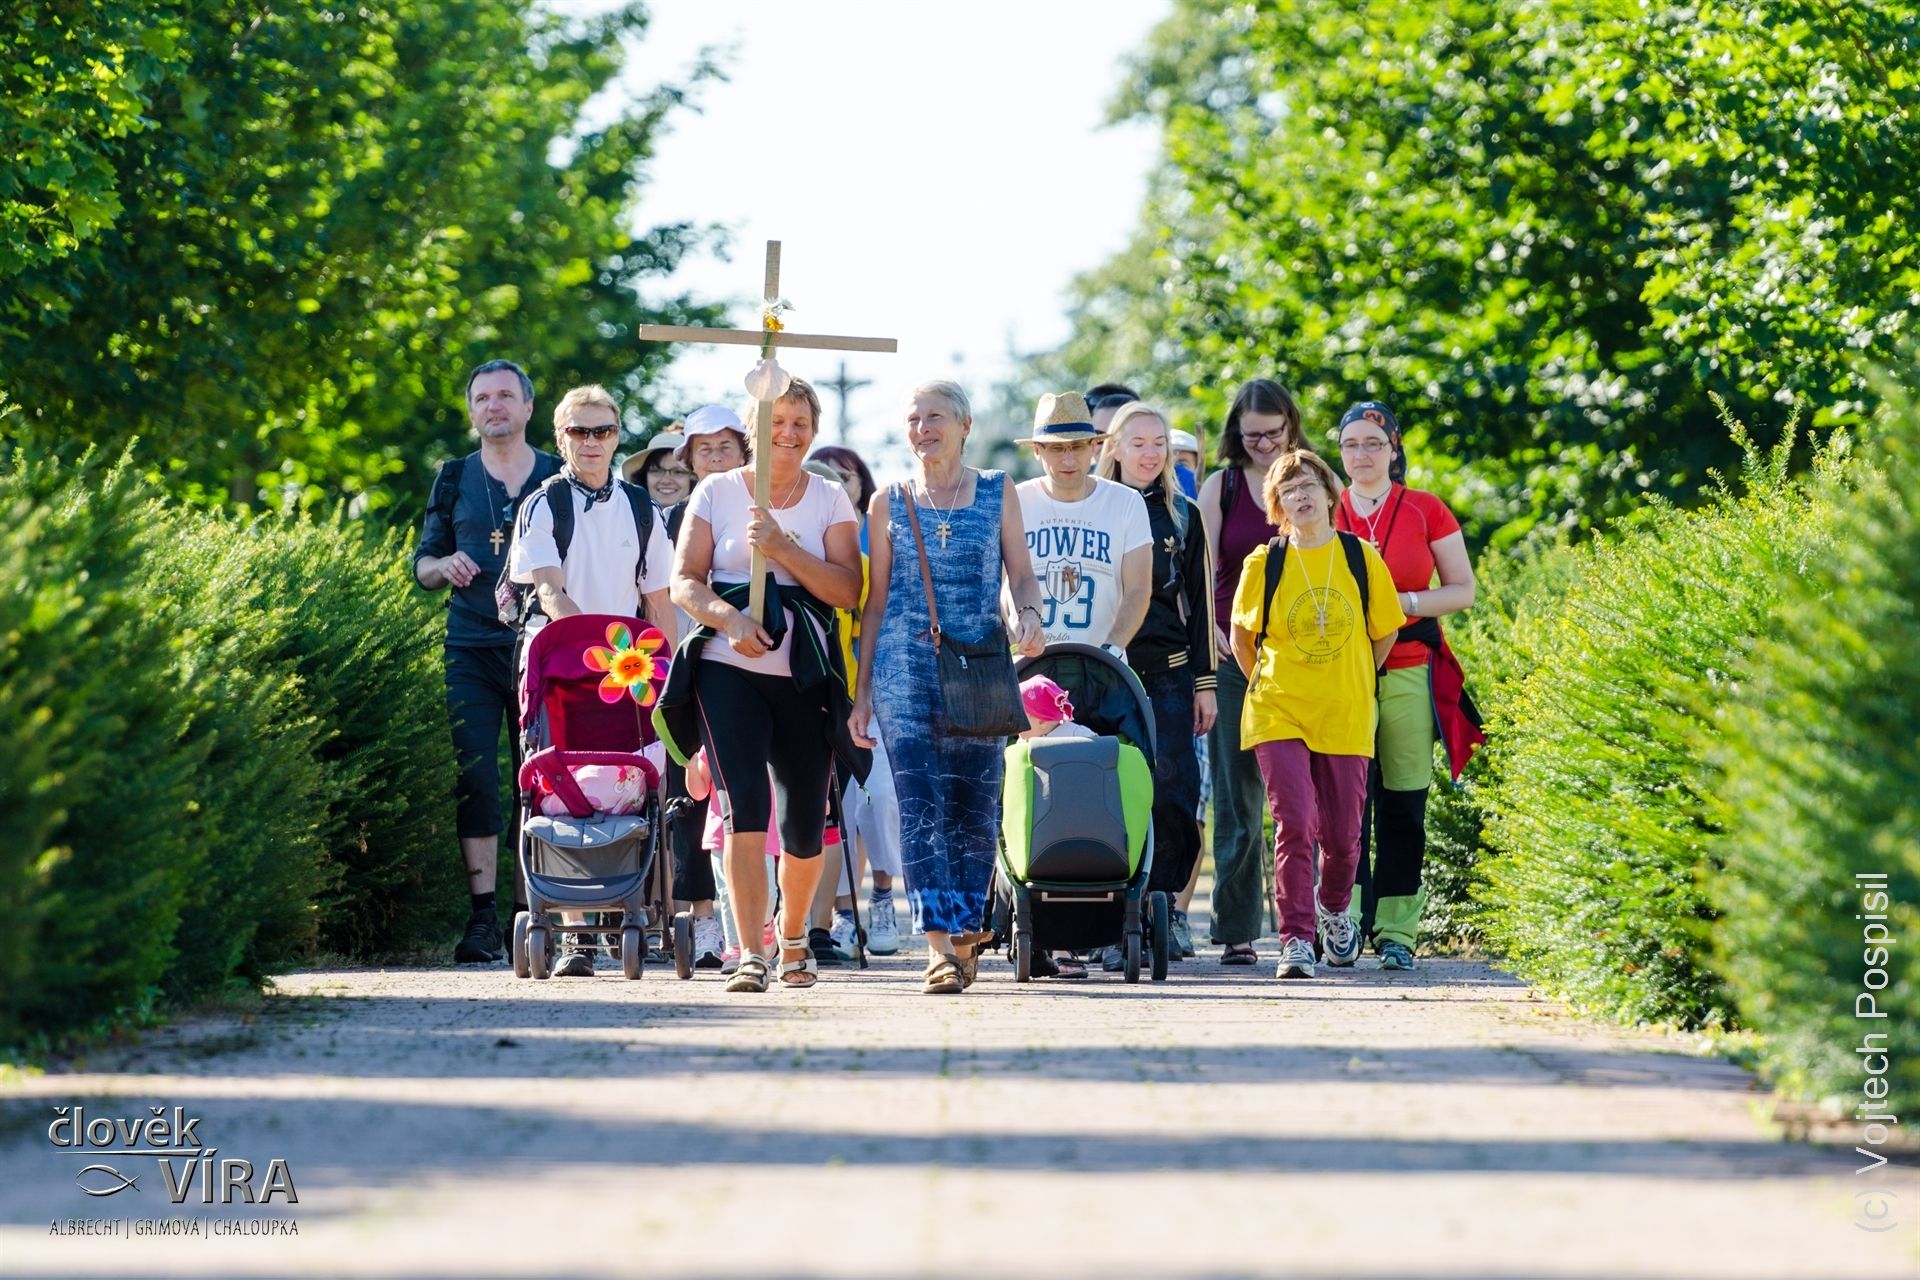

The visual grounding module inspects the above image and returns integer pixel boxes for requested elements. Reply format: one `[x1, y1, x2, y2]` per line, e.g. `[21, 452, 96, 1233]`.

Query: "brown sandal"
[956, 948, 981, 988]
[923, 954, 964, 995]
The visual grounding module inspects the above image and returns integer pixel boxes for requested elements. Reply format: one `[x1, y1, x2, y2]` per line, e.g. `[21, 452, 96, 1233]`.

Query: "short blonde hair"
[908, 379, 971, 422]
[553, 384, 619, 428]
[1262, 448, 1344, 532]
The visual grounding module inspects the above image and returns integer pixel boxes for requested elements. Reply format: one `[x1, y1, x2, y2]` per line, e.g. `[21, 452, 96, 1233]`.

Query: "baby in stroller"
[994, 644, 1168, 983]
[510, 614, 669, 981]
[1018, 675, 1097, 742]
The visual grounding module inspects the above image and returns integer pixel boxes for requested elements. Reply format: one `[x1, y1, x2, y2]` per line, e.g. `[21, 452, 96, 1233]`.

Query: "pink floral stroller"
[510, 614, 668, 981]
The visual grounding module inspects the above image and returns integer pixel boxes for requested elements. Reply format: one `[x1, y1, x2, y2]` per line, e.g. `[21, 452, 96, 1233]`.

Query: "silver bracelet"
[1409, 591, 1419, 615]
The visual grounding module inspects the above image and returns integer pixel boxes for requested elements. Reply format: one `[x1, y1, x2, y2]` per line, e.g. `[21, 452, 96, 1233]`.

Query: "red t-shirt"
[1335, 485, 1462, 670]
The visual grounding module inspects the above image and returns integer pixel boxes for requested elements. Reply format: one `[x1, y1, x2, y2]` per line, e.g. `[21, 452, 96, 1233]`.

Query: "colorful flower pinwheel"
[582, 621, 665, 706]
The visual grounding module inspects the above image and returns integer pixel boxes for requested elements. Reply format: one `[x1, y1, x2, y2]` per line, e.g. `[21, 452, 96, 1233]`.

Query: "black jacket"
[1123, 484, 1217, 691]
[653, 578, 871, 784]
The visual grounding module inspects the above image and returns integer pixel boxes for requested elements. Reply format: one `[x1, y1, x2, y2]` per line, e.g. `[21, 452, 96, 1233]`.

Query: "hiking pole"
[830, 764, 866, 969]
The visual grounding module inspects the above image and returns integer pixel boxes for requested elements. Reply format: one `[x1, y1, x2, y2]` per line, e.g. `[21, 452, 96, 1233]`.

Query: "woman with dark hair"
[1332, 402, 1477, 971]
[806, 446, 876, 537]
[1196, 378, 1307, 965]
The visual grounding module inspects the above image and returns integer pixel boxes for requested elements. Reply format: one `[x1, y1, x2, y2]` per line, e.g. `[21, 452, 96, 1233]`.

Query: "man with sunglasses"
[415, 359, 563, 965]
[510, 385, 676, 637]
[506, 384, 678, 977]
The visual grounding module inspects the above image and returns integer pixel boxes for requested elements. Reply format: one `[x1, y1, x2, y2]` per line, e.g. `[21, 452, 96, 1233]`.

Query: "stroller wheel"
[1012, 931, 1033, 983]
[622, 926, 644, 980]
[512, 912, 531, 980]
[1148, 891, 1171, 982]
[672, 911, 695, 980]
[528, 926, 552, 980]
[1122, 930, 1142, 984]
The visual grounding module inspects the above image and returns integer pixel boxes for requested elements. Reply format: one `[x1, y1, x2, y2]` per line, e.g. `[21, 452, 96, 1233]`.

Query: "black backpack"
[495, 473, 655, 628]
[1250, 530, 1371, 687]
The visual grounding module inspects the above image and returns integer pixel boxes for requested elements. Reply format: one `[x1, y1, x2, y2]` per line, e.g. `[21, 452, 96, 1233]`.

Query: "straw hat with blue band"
[1018, 391, 1110, 445]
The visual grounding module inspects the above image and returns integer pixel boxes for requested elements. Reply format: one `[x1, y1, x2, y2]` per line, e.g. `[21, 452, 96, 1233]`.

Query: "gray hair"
[909, 379, 971, 422]
[465, 358, 533, 404]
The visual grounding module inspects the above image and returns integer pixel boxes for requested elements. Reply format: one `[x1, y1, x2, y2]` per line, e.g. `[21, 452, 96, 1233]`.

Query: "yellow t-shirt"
[1230, 535, 1407, 756]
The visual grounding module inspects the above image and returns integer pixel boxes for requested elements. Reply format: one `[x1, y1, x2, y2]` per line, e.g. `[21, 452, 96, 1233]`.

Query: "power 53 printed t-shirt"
[1015, 476, 1152, 646]
[1230, 536, 1405, 756]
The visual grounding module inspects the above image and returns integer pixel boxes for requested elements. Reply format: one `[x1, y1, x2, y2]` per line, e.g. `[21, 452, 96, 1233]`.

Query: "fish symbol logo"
[76, 1164, 140, 1197]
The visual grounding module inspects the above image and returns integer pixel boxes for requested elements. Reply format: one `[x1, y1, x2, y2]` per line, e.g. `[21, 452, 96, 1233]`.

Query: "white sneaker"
[692, 915, 725, 969]
[827, 910, 859, 962]
[1317, 903, 1361, 967]
[866, 895, 900, 955]
[1276, 937, 1316, 979]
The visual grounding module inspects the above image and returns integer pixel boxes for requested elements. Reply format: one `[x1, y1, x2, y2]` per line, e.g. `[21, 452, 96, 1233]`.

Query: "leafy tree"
[0, 4, 177, 279]
[1049, 0, 1919, 542]
[0, 2, 721, 513]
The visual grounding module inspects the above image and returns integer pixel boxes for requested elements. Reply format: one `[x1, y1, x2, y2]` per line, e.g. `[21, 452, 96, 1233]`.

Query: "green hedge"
[0, 456, 205, 1040]
[1709, 394, 1920, 1102]
[0, 452, 461, 1048]
[1473, 424, 1838, 1027]
[1423, 533, 1582, 946]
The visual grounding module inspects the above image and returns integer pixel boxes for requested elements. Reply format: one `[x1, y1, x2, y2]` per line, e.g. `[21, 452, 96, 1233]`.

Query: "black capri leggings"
[693, 659, 833, 858]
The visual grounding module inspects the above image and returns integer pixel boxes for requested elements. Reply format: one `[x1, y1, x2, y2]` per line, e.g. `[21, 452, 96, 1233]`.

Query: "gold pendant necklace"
[921, 471, 965, 549]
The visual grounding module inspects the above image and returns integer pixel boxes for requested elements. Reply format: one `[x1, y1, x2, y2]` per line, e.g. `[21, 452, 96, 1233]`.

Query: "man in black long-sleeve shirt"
[413, 360, 562, 962]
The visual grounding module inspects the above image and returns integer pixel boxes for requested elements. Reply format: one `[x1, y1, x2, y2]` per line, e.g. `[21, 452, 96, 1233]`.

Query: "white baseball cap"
[683, 404, 744, 437]
[1169, 428, 1201, 456]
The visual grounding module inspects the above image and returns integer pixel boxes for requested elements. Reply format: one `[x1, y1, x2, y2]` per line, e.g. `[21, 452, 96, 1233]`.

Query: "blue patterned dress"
[872, 471, 1009, 936]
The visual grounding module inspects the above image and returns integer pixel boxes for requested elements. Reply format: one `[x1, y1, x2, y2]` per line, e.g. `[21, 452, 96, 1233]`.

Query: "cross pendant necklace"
[489, 527, 506, 555]
[922, 473, 964, 549]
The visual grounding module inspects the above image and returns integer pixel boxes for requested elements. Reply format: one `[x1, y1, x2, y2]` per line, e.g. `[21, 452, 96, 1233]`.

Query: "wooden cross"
[489, 527, 506, 555]
[639, 241, 897, 624]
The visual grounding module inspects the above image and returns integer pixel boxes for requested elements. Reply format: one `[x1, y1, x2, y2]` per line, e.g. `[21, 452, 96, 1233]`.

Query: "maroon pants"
[1253, 739, 1370, 942]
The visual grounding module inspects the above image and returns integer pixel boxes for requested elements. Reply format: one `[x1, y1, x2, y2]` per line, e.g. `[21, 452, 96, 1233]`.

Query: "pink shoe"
[718, 944, 742, 975]
[762, 923, 776, 952]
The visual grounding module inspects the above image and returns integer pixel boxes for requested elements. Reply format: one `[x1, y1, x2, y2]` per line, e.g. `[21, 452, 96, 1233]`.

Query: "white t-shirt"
[1016, 475, 1153, 647]
[687, 467, 858, 676]
[509, 480, 672, 620]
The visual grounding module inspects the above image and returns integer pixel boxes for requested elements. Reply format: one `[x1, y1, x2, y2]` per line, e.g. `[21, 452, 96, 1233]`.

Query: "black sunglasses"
[563, 424, 618, 440]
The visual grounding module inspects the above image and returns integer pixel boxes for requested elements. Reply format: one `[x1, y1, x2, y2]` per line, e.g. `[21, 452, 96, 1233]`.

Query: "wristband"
[1408, 591, 1419, 615]
[1018, 604, 1043, 623]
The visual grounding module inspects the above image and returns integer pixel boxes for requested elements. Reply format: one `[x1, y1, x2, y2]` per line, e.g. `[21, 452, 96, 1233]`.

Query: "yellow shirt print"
[1230, 536, 1407, 757]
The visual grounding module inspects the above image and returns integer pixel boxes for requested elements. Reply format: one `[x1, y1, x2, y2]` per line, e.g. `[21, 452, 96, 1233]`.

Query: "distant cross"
[489, 527, 506, 555]
[639, 241, 897, 623]
[820, 360, 873, 443]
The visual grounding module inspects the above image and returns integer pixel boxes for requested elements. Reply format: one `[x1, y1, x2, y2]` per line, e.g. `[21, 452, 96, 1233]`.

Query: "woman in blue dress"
[851, 380, 1046, 994]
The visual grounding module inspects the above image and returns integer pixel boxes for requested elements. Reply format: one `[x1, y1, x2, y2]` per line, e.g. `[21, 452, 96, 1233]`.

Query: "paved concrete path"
[2, 945, 1912, 1278]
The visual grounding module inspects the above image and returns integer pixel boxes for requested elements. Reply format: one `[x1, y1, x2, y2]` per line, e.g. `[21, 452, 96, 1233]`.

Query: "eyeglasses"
[563, 424, 618, 440]
[1277, 483, 1326, 503]
[1240, 428, 1288, 446]
[1340, 438, 1390, 454]
[655, 466, 695, 480]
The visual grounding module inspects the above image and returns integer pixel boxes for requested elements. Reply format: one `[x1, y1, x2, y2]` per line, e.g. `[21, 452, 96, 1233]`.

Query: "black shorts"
[444, 644, 517, 839]
[692, 659, 833, 858]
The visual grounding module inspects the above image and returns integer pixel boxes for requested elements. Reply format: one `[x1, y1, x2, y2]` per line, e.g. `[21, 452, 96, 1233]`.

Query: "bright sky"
[599, 0, 1167, 478]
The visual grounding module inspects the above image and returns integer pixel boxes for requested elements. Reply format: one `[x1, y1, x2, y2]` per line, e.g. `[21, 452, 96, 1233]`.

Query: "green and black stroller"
[990, 642, 1170, 983]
